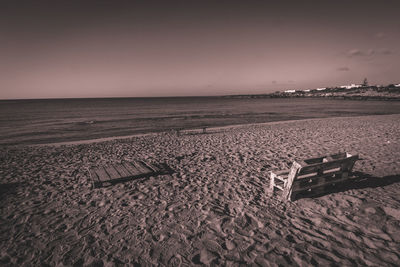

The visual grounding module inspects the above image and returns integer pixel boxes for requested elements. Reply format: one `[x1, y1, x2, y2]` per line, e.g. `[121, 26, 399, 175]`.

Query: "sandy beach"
[1, 114, 399, 266]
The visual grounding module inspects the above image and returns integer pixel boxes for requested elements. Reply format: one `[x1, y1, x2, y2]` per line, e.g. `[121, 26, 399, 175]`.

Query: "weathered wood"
[89, 161, 172, 188]
[292, 173, 349, 192]
[302, 152, 347, 165]
[104, 165, 121, 179]
[269, 172, 277, 192]
[274, 184, 284, 191]
[331, 152, 349, 160]
[89, 168, 100, 182]
[141, 161, 160, 173]
[292, 179, 350, 200]
[293, 176, 350, 194]
[269, 152, 359, 201]
[298, 155, 358, 175]
[95, 167, 111, 182]
[122, 162, 141, 176]
[132, 161, 152, 174]
[274, 169, 290, 176]
[274, 175, 288, 182]
[322, 167, 341, 174]
[296, 169, 342, 182]
[113, 164, 131, 177]
[282, 161, 302, 200]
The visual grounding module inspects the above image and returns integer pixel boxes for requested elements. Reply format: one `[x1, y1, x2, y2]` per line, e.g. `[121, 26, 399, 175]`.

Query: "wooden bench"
[269, 152, 359, 201]
[88, 161, 172, 188]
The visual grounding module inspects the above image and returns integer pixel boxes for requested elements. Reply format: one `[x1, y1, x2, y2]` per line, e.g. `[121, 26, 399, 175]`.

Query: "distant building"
[284, 89, 296, 93]
[340, 84, 362, 89]
[303, 89, 310, 92]
[395, 84, 400, 87]
[316, 87, 326, 91]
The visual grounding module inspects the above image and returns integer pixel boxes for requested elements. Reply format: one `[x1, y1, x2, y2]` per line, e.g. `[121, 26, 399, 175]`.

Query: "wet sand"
[1, 114, 399, 266]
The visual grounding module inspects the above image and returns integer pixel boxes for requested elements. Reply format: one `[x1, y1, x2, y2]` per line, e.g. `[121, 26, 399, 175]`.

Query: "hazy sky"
[1, 0, 399, 99]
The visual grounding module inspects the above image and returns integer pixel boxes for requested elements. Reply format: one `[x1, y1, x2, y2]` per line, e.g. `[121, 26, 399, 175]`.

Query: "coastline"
[2, 97, 400, 147]
[226, 94, 400, 101]
[224, 86, 400, 101]
[29, 113, 400, 147]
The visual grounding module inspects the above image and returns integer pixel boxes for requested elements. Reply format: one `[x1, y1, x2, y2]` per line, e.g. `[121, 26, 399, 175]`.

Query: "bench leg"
[282, 161, 302, 201]
[269, 172, 277, 194]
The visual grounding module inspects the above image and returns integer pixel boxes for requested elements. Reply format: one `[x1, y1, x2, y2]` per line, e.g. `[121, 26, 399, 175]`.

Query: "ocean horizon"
[1, 97, 400, 145]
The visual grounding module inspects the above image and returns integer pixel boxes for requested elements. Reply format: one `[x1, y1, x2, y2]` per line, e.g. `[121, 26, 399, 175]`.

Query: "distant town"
[227, 80, 400, 100]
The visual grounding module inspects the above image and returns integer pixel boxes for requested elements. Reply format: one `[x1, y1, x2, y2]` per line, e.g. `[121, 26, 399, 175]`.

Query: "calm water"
[1, 97, 400, 145]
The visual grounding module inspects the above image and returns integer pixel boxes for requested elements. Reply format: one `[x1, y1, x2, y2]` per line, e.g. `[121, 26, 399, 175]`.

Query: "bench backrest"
[283, 152, 359, 200]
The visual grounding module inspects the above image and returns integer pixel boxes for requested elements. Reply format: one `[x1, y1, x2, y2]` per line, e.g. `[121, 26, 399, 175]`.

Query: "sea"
[1, 97, 400, 145]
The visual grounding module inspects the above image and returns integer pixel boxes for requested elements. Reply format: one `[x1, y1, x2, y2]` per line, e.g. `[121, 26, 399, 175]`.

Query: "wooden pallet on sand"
[88, 161, 172, 188]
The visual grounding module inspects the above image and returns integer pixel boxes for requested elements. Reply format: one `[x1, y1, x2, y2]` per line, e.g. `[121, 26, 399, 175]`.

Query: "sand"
[1, 114, 399, 266]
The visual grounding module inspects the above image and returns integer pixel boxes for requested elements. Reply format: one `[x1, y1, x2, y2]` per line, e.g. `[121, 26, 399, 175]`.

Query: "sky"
[1, 0, 400, 99]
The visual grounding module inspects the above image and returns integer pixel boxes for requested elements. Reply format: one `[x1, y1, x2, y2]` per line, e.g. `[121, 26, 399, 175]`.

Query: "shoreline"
[2, 97, 400, 147]
[226, 94, 400, 101]
[29, 113, 399, 147]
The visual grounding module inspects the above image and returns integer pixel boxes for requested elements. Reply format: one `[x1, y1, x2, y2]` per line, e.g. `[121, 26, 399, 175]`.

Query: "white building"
[284, 89, 296, 93]
[340, 84, 362, 89]
[316, 87, 326, 91]
[395, 84, 400, 87]
[303, 89, 310, 92]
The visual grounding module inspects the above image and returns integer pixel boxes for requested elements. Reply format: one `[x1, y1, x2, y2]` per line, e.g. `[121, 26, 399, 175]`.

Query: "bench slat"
[114, 164, 132, 177]
[104, 165, 122, 180]
[89, 168, 100, 182]
[298, 155, 358, 175]
[94, 167, 111, 182]
[273, 169, 290, 175]
[292, 175, 351, 194]
[292, 171, 350, 191]
[132, 161, 153, 174]
[141, 161, 162, 173]
[122, 162, 142, 176]
[274, 185, 284, 191]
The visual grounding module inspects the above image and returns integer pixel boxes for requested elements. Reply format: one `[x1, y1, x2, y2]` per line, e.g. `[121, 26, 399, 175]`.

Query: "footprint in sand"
[168, 255, 182, 267]
[224, 240, 236, 250]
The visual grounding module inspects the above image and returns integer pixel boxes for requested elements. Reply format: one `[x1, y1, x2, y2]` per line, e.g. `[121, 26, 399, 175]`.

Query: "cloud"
[379, 48, 393, 55]
[337, 67, 350, 71]
[347, 49, 366, 57]
[374, 32, 386, 39]
[347, 48, 393, 58]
